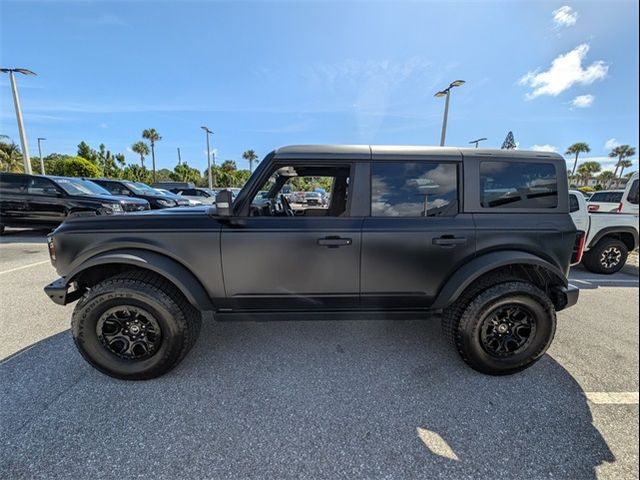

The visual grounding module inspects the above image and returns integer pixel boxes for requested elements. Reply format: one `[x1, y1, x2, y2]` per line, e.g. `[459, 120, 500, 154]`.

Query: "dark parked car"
[0, 173, 149, 233]
[45, 145, 580, 380]
[91, 178, 185, 209]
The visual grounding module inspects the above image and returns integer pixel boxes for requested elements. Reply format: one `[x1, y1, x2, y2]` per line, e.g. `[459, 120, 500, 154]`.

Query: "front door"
[220, 161, 362, 311]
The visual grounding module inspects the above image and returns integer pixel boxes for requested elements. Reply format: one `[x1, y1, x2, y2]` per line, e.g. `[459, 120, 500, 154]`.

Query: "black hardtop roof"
[273, 144, 563, 161]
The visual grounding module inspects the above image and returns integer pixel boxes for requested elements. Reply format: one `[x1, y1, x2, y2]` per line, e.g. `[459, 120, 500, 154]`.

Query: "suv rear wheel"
[71, 271, 201, 380]
[443, 281, 556, 375]
[583, 237, 628, 274]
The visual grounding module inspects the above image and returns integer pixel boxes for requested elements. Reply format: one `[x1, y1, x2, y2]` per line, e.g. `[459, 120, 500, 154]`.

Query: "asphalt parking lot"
[1, 229, 638, 480]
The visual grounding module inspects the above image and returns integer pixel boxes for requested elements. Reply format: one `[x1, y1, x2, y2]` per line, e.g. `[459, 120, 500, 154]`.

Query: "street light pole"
[1, 68, 36, 174]
[434, 80, 465, 147]
[201, 126, 213, 189]
[37, 137, 46, 174]
[177, 147, 182, 166]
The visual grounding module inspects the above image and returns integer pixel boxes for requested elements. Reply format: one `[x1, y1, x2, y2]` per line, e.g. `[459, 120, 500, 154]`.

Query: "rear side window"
[627, 180, 639, 205]
[0, 174, 26, 193]
[99, 182, 122, 194]
[371, 162, 458, 217]
[569, 194, 580, 213]
[480, 161, 558, 209]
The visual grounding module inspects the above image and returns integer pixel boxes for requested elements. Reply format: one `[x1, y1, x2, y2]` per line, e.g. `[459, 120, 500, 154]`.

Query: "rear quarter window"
[0, 174, 26, 193]
[480, 161, 558, 209]
[626, 180, 639, 205]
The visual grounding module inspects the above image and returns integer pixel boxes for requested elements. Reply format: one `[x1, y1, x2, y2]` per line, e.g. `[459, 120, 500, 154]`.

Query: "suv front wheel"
[444, 281, 557, 375]
[71, 271, 202, 380]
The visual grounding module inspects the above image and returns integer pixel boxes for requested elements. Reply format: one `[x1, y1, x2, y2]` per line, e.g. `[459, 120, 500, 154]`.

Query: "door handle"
[317, 236, 352, 248]
[433, 236, 467, 247]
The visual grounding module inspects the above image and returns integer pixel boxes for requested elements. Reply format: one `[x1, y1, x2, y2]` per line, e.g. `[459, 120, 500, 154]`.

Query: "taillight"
[616, 202, 623, 213]
[588, 204, 599, 212]
[572, 231, 586, 264]
[47, 237, 57, 265]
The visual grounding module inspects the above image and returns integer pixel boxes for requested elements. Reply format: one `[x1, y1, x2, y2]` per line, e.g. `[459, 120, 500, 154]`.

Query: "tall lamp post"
[469, 137, 487, 148]
[37, 137, 46, 174]
[434, 79, 465, 146]
[201, 126, 214, 189]
[1, 68, 36, 174]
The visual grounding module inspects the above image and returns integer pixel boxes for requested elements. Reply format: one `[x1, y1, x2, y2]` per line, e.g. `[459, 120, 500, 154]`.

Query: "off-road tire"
[583, 237, 628, 274]
[443, 281, 556, 375]
[71, 271, 202, 380]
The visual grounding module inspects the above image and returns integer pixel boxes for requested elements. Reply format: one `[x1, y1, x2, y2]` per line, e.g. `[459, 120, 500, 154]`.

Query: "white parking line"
[0, 260, 50, 275]
[417, 427, 459, 461]
[585, 392, 639, 405]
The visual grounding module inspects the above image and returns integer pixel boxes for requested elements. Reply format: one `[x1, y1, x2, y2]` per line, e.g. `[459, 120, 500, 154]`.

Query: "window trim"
[369, 160, 460, 218]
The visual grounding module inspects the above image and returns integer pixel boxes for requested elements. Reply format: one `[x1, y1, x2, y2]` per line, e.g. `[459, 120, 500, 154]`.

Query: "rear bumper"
[556, 284, 579, 311]
[44, 277, 82, 306]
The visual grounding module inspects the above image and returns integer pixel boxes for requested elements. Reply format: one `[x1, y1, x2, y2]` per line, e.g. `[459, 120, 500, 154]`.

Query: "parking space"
[0, 230, 638, 479]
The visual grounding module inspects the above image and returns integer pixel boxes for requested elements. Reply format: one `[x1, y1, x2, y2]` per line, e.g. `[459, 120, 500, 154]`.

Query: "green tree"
[609, 145, 636, 186]
[617, 159, 634, 181]
[598, 170, 616, 187]
[0, 141, 24, 172]
[77, 141, 98, 163]
[54, 156, 103, 177]
[565, 143, 591, 176]
[156, 168, 174, 181]
[122, 164, 152, 183]
[131, 141, 150, 168]
[171, 162, 201, 183]
[142, 128, 162, 182]
[577, 161, 601, 186]
[242, 149, 259, 172]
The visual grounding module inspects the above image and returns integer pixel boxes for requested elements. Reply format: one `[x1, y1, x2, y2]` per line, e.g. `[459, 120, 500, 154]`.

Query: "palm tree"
[609, 145, 636, 187]
[0, 141, 23, 173]
[577, 161, 601, 186]
[242, 149, 259, 173]
[617, 159, 634, 182]
[565, 143, 591, 176]
[131, 141, 150, 168]
[142, 128, 162, 182]
[598, 170, 616, 188]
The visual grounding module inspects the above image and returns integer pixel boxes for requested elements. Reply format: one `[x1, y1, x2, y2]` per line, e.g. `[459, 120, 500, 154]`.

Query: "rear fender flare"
[431, 251, 568, 310]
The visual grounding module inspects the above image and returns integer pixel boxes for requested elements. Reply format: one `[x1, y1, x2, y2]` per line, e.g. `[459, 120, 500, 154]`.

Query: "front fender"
[431, 250, 568, 310]
[65, 249, 214, 311]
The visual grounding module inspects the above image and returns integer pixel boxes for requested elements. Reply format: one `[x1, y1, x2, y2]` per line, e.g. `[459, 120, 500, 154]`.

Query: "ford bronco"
[44, 145, 581, 379]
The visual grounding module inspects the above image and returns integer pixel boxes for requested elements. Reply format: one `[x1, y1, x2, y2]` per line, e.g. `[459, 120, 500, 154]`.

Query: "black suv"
[44, 145, 580, 380]
[91, 178, 189, 208]
[0, 173, 149, 233]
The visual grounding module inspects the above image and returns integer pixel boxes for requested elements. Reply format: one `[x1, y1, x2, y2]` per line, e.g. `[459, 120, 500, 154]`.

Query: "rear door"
[360, 152, 476, 308]
[0, 173, 29, 226]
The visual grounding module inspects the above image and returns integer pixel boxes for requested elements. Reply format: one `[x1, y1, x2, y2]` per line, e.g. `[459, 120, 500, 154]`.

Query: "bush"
[35, 156, 102, 177]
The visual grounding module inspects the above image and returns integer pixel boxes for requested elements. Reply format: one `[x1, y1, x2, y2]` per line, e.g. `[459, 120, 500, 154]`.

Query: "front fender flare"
[66, 249, 214, 311]
[431, 251, 568, 310]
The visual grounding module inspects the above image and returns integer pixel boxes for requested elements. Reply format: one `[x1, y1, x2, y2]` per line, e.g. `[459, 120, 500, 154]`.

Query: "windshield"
[123, 181, 158, 195]
[53, 178, 111, 196]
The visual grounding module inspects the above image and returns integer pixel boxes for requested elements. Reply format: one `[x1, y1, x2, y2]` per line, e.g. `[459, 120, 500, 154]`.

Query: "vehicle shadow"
[0, 318, 614, 479]
[0, 228, 50, 244]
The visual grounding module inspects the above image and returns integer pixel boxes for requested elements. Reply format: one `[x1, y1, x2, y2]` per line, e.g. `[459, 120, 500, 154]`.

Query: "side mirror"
[215, 190, 233, 217]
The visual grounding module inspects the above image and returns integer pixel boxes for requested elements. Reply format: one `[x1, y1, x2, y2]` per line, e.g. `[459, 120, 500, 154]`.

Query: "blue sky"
[1, 0, 638, 173]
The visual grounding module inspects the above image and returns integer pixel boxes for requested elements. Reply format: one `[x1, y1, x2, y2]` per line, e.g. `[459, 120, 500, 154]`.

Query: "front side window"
[371, 162, 458, 217]
[248, 164, 350, 217]
[480, 161, 558, 209]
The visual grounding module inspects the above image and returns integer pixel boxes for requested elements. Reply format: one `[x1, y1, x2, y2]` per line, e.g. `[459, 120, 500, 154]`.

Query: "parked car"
[619, 172, 639, 214]
[45, 145, 581, 380]
[171, 187, 218, 205]
[152, 181, 195, 191]
[586, 190, 624, 212]
[0, 173, 149, 233]
[304, 191, 324, 206]
[91, 179, 182, 209]
[570, 190, 639, 273]
[152, 188, 194, 207]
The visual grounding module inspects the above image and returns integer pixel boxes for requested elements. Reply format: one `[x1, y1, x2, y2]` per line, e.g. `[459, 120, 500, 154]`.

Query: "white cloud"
[605, 138, 619, 149]
[530, 144, 558, 153]
[571, 94, 595, 108]
[552, 6, 578, 27]
[519, 44, 608, 98]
